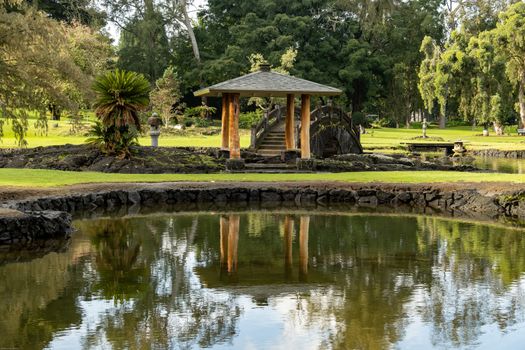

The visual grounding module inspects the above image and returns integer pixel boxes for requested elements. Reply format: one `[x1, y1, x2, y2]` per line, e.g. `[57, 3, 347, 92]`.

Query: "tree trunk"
[439, 104, 446, 129]
[180, 0, 201, 63]
[493, 121, 504, 136]
[178, 0, 205, 104]
[49, 104, 60, 121]
[519, 75, 525, 128]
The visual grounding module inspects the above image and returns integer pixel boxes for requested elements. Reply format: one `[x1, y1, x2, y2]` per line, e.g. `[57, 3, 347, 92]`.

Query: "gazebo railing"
[250, 105, 282, 149]
[251, 104, 361, 154]
[295, 105, 361, 153]
[250, 104, 304, 150]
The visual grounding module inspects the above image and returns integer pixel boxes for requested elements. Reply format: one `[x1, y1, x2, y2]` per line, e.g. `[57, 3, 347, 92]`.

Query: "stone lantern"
[147, 113, 162, 147]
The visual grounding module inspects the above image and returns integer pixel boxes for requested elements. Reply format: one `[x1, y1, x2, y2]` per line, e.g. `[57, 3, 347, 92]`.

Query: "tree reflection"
[91, 219, 148, 301]
[81, 215, 242, 349]
[3, 213, 525, 349]
[413, 217, 525, 348]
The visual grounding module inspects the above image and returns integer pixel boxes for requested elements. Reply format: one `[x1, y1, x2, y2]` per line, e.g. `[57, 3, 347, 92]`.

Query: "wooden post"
[229, 93, 241, 159]
[227, 214, 240, 273]
[299, 216, 309, 280]
[300, 94, 311, 159]
[285, 94, 295, 150]
[221, 94, 230, 150]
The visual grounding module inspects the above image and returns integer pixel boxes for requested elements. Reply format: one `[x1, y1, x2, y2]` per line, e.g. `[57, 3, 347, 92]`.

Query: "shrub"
[91, 69, 149, 158]
[184, 105, 217, 119]
[194, 117, 213, 127]
[239, 111, 262, 129]
[86, 122, 139, 157]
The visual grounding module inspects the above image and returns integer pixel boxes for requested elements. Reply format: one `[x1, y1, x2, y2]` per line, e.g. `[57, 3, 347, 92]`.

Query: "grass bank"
[0, 168, 523, 187]
[1, 122, 524, 152]
[361, 126, 525, 151]
[0, 120, 251, 148]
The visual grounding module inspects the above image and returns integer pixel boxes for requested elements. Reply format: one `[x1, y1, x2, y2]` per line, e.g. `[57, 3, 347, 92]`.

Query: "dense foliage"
[418, 0, 522, 133]
[5, 0, 525, 146]
[0, 0, 112, 145]
[107, 0, 444, 117]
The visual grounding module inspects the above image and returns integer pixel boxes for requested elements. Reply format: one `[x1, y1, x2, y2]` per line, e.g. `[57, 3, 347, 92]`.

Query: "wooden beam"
[285, 94, 295, 150]
[300, 94, 311, 159]
[221, 94, 230, 150]
[229, 93, 241, 159]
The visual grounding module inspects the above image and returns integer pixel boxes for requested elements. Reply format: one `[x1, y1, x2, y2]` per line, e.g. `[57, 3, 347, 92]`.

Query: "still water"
[2, 212, 525, 349]
[471, 157, 525, 174]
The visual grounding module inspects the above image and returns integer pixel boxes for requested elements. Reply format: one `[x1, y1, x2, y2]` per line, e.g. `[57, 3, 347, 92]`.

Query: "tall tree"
[0, 1, 112, 144]
[26, 0, 106, 27]
[116, 0, 170, 82]
[494, 2, 525, 128]
[418, 36, 443, 127]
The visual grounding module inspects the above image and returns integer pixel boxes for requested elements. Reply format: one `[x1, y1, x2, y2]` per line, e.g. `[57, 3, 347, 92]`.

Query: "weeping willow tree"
[418, 36, 448, 128]
[0, 0, 112, 145]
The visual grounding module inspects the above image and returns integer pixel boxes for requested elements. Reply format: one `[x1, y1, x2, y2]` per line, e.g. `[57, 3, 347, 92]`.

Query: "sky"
[105, 0, 208, 44]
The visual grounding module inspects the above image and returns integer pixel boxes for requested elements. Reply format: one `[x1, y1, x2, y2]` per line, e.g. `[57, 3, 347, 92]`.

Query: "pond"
[1, 211, 525, 349]
[471, 157, 525, 174]
[418, 153, 525, 174]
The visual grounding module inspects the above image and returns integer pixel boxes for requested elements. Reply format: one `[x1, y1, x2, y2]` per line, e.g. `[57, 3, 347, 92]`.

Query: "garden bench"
[406, 141, 466, 156]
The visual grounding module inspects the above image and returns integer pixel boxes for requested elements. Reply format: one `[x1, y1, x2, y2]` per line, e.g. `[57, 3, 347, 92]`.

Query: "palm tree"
[91, 69, 150, 157]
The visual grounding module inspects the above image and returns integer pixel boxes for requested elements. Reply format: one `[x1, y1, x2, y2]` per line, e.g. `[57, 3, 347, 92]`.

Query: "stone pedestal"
[218, 149, 230, 159]
[296, 158, 316, 171]
[226, 158, 245, 171]
[282, 149, 300, 163]
[150, 130, 160, 147]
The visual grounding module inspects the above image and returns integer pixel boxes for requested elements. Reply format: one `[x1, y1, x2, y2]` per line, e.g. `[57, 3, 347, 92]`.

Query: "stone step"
[246, 163, 295, 169]
[257, 151, 282, 157]
[259, 142, 285, 146]
[259, 141, 285, 146]
[259, 147, 285, 151]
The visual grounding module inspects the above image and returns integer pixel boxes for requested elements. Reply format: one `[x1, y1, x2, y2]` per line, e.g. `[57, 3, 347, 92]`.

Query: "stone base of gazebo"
[218, 149, 230, 159]
[226, 158, 246, 171]
[282, 149, 300, 162]
[296, 158, 317, 171]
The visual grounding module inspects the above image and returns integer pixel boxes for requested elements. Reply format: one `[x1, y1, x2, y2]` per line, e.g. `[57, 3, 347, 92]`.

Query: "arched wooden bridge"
[251, 105, 363, 157]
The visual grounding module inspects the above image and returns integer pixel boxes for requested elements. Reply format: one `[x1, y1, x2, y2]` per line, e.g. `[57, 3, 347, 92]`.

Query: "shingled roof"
[194, 65, 342, 97]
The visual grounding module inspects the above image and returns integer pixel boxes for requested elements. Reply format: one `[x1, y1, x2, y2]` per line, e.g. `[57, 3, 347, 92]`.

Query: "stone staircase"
[256, 125, 286, 157]
[230, 163, 313, 173]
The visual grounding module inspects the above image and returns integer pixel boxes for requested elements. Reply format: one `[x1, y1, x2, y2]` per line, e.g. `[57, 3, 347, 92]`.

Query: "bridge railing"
[251, 103, 362, 153]
[250, 105, 297, 149]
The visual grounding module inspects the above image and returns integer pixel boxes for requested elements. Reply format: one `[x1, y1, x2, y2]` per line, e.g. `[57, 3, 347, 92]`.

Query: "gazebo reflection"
[214, 214, 312, 285]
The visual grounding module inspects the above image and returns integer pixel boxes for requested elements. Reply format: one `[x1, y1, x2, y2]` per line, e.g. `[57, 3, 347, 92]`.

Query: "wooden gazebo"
[194, 64, 342, 168]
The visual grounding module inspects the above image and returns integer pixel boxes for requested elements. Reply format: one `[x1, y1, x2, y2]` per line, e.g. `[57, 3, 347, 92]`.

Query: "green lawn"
[1, 121, 524, 151]
[0, 168, 523, 187]
[0, 120, 251, 148]
[361, 126, 525, 151]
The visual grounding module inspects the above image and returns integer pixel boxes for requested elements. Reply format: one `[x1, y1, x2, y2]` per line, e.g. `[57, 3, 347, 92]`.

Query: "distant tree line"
[5, 0, 525, 146]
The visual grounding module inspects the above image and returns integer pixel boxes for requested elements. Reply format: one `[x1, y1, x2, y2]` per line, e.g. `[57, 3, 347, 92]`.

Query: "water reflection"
[471, 156, 525, 174]
[1, 213, 525, 349]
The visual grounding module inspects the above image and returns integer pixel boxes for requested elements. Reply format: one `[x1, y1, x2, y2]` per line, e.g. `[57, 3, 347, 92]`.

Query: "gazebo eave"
[193, 88, 343, 98]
